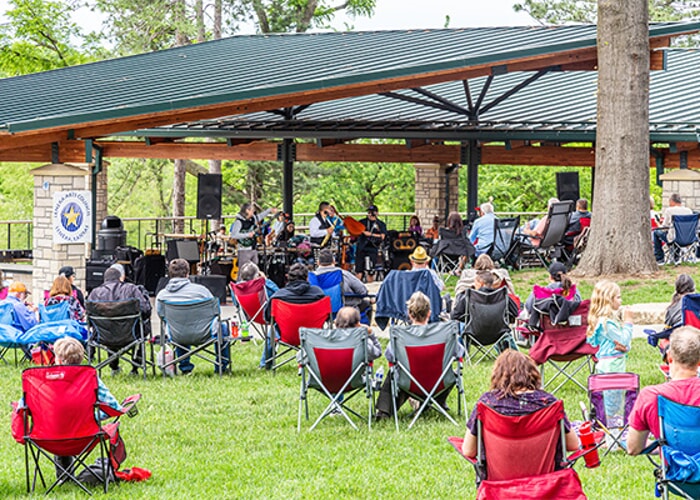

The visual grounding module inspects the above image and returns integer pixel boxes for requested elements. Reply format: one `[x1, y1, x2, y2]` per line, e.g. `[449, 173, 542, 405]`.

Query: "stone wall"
[660, 169, 700, 211]
[414, 163, 459, 225]
[31, 163, 105, 296]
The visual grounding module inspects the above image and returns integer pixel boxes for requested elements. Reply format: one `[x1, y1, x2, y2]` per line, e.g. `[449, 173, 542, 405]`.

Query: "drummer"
[230, 202, 277, 267]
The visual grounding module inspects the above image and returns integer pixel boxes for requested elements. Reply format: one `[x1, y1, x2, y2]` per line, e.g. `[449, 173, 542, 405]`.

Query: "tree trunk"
[208, 0, 223, 229]
[214, 0, 222, 40]
[172, 159, 186, 233]
[577, 0, 656, 276]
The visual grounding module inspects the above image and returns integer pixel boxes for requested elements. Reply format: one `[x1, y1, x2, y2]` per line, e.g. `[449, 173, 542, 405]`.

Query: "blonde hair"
[587, 280, 621, 337]
[53, 337, 84, 365]
[407, 291, 431, 323]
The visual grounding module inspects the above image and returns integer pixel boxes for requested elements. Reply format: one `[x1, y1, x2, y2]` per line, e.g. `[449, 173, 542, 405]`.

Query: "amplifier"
[86, 260, 113, 292]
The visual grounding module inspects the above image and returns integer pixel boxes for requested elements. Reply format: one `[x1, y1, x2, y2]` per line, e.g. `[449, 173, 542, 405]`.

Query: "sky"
[0, 0, 536, 34]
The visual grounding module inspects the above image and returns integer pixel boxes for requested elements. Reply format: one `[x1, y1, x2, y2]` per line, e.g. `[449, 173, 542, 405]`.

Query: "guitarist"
[309, 201, 333, 246]
[230, 202, 277, 267]
[355, 204, 388, 282]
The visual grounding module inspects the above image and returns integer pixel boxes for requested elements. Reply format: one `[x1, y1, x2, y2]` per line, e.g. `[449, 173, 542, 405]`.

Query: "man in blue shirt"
[2, 281, 38, 332]
[469, 202, 497, 256]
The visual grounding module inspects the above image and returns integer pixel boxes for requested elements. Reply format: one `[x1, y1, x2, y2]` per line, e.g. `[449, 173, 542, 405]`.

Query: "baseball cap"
[367, 204, 378, 213]
[548, 261, 568, 278]
[58, 266, 75, 278]
[8, 281, 29, 294]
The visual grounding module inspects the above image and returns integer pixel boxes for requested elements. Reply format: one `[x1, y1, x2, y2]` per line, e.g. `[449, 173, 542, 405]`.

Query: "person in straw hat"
[408, 246, 445, 292]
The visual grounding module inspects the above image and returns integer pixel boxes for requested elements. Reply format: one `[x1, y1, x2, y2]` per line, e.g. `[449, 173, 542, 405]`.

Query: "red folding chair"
[12, 365, 139, 495]
[267, 296, 332, 372]
[230, 278, 268, 343]
[448, 400, 588, 499]
[528, 300, 598, 395]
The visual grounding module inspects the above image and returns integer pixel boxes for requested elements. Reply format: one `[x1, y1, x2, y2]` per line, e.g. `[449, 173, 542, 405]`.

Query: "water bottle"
[578, 421, 601, 468]
[241, 318, 249, 339]
[231, 321, 239, 339]
[374, 366, 384, 391]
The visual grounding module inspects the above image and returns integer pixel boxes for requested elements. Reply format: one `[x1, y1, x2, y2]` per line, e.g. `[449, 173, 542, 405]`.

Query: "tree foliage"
[513, 0, 700, 24]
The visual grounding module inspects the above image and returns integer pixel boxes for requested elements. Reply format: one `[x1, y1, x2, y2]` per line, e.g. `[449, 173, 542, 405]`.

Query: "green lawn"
[0, 335, 668, 499]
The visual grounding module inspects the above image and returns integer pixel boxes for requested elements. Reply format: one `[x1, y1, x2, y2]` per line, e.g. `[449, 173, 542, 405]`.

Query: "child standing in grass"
[587, 280, 633, 419]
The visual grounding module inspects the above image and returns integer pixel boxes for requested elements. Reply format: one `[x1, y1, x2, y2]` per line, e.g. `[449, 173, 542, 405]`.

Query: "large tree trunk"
[577, 0, 657, 276]
[208, 0, 223, 229]
[172, 159, 187, 233]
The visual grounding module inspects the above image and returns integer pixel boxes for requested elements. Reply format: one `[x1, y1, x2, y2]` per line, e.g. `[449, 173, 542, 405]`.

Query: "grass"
[0, 334, 669, 499]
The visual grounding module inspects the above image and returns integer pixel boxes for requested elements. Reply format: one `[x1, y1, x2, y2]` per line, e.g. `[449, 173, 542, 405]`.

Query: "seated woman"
[462, 350, 579, 460]
[375, 291, 464, 419]
[523, 261, 581, 317]
[455, 254, 516, 297]
[665, 274, 695, 328]
[45, 275, 85, 322]
[408, 215, 422, 236]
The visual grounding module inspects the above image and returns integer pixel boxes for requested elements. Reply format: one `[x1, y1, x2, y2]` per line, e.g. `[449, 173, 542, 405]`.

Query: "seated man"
[407, 246, 444, 292]
[316, 249, 372, 321]
[627, 326, 700, 455]
[469, 202, 497, 257]
[238, 261, 279, 299]
[2, 281, 38, 332]
[375, 292, 465, 420]
[156, 258, 230, 374]
[334, 306, 382, 362]
[566, 198, 592, 237]
[88, 265, 152, 376]
[653, 193, 693, 264]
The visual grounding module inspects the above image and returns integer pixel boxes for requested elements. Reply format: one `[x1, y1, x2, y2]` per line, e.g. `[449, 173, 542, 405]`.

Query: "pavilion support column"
[31, 164, 98, 297]
[414, 163, 459, 226]
[279, 139, 295, 217]
[464, 140, 481, 223]
[660, 169, 700, 211]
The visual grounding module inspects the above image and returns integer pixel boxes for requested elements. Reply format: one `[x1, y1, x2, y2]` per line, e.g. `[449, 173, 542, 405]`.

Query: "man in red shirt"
[627, 326, 700, 455]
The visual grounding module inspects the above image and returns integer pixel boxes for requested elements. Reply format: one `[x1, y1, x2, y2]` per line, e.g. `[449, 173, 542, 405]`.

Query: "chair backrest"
[539, 201, 575, 248]
[389, 321, 459, 397]
[528, 300, 597, 365]
[477, 400, 566, 481]
[39, 301, 71, 322]
[308, 270, 344, 314]
[681, 293, 700, 329]
[158, 296, 220, 345]
[672, 214, 699, 247]
[299, 327, 368, 393]
[0, 301, 16, 325]
[659, 395, 700, 456]
[579, 217, 591, 229]
[86, 299, 142, 346]
[375, 269, 441, 325]
[588, 372, 640, 427]
[231, 278, 267, 325]
[271, 296, 331, 346]
[22, 365, 101, 456]
[464, 287, 510, 344]
[490, 216, 520, 261]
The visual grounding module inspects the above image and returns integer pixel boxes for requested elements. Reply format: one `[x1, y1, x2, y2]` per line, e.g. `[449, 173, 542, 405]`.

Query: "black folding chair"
[462, 287, 515, 364]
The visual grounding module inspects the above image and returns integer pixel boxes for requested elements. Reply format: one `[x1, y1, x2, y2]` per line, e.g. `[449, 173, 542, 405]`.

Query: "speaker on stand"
[556, 172, 580, 204]
[197, 174, 222, 220]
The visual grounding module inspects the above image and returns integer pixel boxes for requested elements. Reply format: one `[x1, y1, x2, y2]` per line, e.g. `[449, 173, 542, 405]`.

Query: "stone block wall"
[414, 163, 459, 226]
[660, 169, 700, 211]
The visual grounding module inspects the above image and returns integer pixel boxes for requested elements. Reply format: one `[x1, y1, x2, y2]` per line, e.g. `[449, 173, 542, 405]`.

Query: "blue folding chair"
[0, 302, 23, 365]
[642, 396, 700, 499]
[309, 270, 344, 316]
[38, 301, 71, 322]
[665, 214, 699, 265]
[374, 269, 442, 329]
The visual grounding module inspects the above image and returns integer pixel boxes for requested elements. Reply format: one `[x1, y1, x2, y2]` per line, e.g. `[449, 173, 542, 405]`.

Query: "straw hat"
[409, 246, 430, 264]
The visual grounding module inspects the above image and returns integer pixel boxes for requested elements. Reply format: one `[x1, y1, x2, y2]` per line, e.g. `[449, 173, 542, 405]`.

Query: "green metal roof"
[129, 48, 700, 143]
[1, 22, 699, 135]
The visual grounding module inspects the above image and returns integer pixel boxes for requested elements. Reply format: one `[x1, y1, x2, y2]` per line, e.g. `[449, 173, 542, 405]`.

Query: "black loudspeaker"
[197, 174, 222, 220]
[134, 254, 166, 295]
[556, 172, 580, 203]
[390, 253, 412, 271]
[191, 275, 228, 304]
[166, 240, 201, 264]
[86, 260, 113, 292]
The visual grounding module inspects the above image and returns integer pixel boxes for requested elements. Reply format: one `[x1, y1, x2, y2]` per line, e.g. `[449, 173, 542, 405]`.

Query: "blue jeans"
[653, 229, 669, 262]
[176, 324, 230, 373]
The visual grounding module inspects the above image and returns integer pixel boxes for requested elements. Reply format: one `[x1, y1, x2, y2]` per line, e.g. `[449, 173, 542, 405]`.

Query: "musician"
[327, 205, 345, 236]
[355, 205, 388, 282]
[309, 201, 333, 246]
[230, 202, 277, 267]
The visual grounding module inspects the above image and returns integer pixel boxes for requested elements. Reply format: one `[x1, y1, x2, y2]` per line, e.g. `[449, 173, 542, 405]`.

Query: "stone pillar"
[414, 163, 459, 225]
[660, 169, 700, 210]
[31, 163, 105, 296]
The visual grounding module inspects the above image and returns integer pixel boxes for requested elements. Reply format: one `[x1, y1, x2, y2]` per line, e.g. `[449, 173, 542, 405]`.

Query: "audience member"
[461, 350, 579, 460]
[45, 275, 85, 322]
[238, 261, 280, 298]
[156, 259, 230, 374]
[455, 254, 515, 297]
[469, 202, 496, 256]
[447, 211, 464, 238]
[334, 306, 381, 362]
[665, 274, 696, 328]
[567, 198, 592, 236]
[424, 216, 441, 241]
[586, 279, 633, 417]
[58, 266, 86, 308]
[1, 281, 37, 332]
[375, 292, 464, 420]
[650, 195, 660, 229]
[407, 246, 444, 291]
[451, 270, 519, 323]
[89, 265, 153, 376]
[524, 261, 580, 316]
[315, 250, 371, 321]
[627, 326, 700, 455]
[408, 215, 422, 236]
[523, 197, 559, 247]
[653, 193, 693, 264]
[0, 270, 8, 301]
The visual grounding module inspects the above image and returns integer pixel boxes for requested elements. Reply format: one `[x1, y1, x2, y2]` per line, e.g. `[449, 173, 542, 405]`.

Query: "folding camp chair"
[645, 293, 700, 373]
[516, 201, 574, 269]
[587, 372, 639, 457]
[229, 278, 268, 343]
[664, 213, 699, 265]
[430, 228, 475, 284]
[389, 321, 465, 430]
[462, 287, 515, 365]
[297, 326, 374, 431]
[374, 269, 442, 329]
[308, 270, 344, 316]
[447, 400, 589, 499]
[528, 300, 597, 395]
[488, 216, 520, 268]
[641, 396, 700, 500]
[157, 296, 231, 376]
[86, 299, 154, 379]
[0, 302, 25, 365]
[266, 296, 332, 372]
[12, 365, 139, 495]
